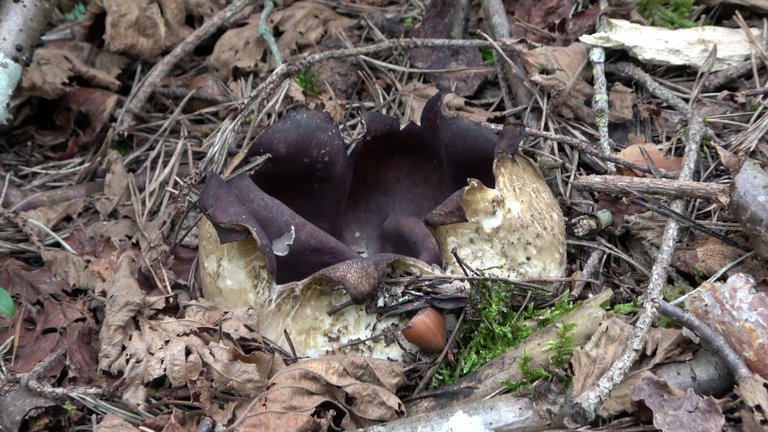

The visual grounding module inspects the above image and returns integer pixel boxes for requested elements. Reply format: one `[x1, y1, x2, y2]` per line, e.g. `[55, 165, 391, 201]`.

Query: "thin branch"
[589, 0, 614, 173]
[520, 128, 676, 177]
[572, 175, 729, 202]
[572, 249, 604, 299]
[258, 0, 282, 66]
[479, 0, 539, 129]
[657, 301, 751, 380]
[703, 59, 763, 91]
[0, 0, 53, 127]
[606, 62, 690, 115]
[569, 112, 705, 424]
[218, 37, 673, 177]
[239, 38, 514, 116]
[117, 0, 258, 133]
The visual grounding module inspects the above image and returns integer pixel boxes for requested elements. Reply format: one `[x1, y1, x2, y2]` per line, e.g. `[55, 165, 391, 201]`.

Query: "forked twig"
[569, 111, 705, 424]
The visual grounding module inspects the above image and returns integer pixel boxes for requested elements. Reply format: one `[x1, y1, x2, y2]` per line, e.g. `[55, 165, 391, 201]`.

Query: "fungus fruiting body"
[197, 94, 566, 359]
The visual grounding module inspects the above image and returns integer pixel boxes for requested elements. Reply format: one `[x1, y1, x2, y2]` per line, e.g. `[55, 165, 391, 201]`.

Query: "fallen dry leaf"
[0, 385, 67, 432]
[506, 0, 574, 42]
[95, 151, 134, 218]
[271, 1, 353, 58]
[674, 234, 767, 280]
[312, 37, 359, 100]
[20, 48, 120, 99]
[20, 198, 85, 232]
[235, 356, 406, 430]
[206, 13, 271, 81]
[571, 317, 631, 396]
[96, 413, 141, 431]
[399, 82, 496, 125]
[53, 40, 129, 81]
[625, 211, 673, 248]
[162, 73, 233, 112]
[734, 374, 768, 426]
[140, 409, 208, 432]
[632, 375, 725, 432]
[595, 193, 648, 234]
[609, 82, 635, 123]
[520, 43, 593, 122]
[98, 251, 284, 410]
[0, 255, 100, 386]
[207, 2, 353, 82]
[82, 0, 227, 60]
[97, 249, 145, 375]
[572, 317, 693, 417]
[617, 143, 683, 176]
[35, 87, 119, 158]
[713, 143, 740, 174]
[408, 0, 492, 96]
[42, 249, 105, 292]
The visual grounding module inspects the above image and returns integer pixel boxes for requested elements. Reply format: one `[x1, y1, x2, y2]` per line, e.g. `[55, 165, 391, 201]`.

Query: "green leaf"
[0, 287, 14, 318]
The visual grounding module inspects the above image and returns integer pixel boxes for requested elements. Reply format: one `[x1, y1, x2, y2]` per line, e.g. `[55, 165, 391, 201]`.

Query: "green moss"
[636, 0, 698, 28]
[611, 300, 641, 315]
[434, 276, 578, 387]
[479, 48, 495, 66]
[664, 283, 687, 302]
[690, 266, 705, 285]
[502, 351, 549, 391]
[544, 321, 576, 369]
[294, 67, 322, 95]
[63, 2, 87, 22]
[63, 400, 77, 417]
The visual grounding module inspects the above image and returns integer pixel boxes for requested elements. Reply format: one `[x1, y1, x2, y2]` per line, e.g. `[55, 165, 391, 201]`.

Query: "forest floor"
[1, 0, 768, 431]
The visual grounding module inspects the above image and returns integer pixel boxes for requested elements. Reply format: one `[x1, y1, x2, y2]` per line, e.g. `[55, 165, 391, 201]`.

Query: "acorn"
[402, 307, 447, 352]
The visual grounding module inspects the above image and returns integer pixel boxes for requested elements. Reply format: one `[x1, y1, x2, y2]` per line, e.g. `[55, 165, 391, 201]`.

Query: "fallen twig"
[571, 249, 604, 299]
[521, 128, 676, 177]
[0, 0, 53, 128]
[589, 0, 614, 173]
[480, 0, 539, 129]
[568, 111, 705, 424]
[572, 175, 729, 202]
[117, 0, 258, 133]
[657, 302, 751, 380]
[571, 115, 706, 420]
[605, 62, 690, 115]
[258, 0, 282, 66]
